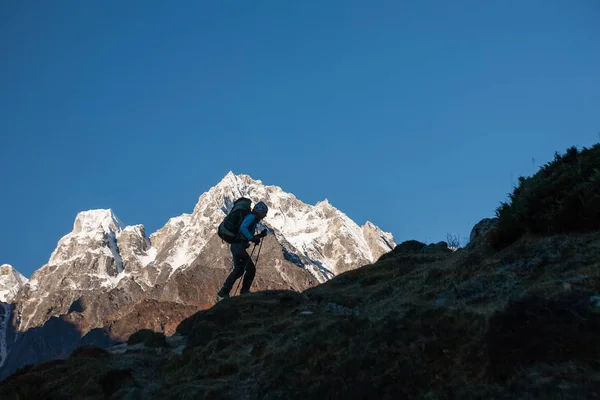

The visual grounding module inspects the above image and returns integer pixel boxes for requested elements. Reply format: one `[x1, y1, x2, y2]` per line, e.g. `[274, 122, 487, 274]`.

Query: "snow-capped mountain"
[0, 265, 27, 303]
[21, 208, 155, 296]
[2, 172, 395, 380]
[13, 172, 395, 332]
[151, 172, 395, 281]
[13, 209, 157, 332]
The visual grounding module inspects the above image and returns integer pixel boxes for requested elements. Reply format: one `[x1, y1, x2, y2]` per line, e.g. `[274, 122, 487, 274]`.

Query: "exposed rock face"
[469, 217, 498, 245]
[117, 225, 154, 266]
[362, 221, 396, 261]
[103, 300, 199, 341]
[0, 303, 15, 371]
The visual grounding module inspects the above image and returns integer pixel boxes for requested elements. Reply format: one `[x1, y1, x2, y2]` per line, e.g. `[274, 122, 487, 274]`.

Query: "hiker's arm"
[239, 214, 256, 240]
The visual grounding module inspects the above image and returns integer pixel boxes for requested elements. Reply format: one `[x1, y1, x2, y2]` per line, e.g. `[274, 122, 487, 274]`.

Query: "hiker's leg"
[221, 243, 248, 293]
[221, 267, 244, 294]
[240, 256, 256, 294]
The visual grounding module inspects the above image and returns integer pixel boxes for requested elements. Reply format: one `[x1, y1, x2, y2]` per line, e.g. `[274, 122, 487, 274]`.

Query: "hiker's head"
[253, 201, 268, 219]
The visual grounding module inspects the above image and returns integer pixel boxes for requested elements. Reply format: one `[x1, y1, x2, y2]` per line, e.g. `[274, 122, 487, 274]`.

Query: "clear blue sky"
[1, 1, 599, 277]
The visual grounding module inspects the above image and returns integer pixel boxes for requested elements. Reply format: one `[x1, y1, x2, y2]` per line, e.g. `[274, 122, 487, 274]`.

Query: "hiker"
[217, 200, 269, 298]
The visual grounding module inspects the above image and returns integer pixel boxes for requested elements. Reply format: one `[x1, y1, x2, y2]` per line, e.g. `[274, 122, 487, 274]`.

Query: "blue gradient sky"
[1, 1, 599, 277]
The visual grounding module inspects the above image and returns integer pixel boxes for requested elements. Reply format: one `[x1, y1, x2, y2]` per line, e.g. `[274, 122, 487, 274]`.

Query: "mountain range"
[0, 172, 395, 380]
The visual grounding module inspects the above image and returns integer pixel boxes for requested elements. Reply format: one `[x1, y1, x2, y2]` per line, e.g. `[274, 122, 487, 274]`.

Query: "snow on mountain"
[149, 214, 194, 275]
[151, 172, 396, 281]
[118, 225, 156, 268]
[34, 209, 158, 291]
[72, 209, 125, 236]
[0, 265, 28, 303]
[14, 210, 156, 331]
[43, 209, 127, 287]
[50, 209, 123, 264]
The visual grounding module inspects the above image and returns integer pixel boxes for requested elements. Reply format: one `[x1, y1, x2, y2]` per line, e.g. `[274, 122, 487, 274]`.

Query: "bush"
[394, 240, 427, 254]
[378, 240, 426, 261]
[127, 329, 167, 347]
[489, 144, 600, 250]
[145, 331, 168, 347]
[69, 345, 110, 359]
[127, 329, 154, 345]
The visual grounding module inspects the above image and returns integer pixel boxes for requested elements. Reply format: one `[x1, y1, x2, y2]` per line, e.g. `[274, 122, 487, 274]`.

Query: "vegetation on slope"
[489, 143, 600, 249]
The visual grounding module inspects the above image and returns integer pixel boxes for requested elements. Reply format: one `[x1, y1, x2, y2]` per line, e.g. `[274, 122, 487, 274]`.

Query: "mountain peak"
[0, 264, 28, 303]
[72, 209, 125, 235]
[217, 172, 263, 190]
[316, 198, 331, 207]
[0, 264, 27, 279]
[221, 171, 237, 184]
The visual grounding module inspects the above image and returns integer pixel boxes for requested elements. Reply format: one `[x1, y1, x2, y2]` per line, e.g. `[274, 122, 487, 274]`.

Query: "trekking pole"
[234, 274, 243, 296]
[254, 238, 264, 270]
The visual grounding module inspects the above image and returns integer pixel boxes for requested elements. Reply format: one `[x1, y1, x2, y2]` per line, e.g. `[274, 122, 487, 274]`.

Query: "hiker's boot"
[217, 288, 230, 298]
[240, 290, 251, 296]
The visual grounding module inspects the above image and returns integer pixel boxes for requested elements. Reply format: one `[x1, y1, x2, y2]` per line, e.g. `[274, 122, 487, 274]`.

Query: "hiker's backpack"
[218, 197, 252, 244]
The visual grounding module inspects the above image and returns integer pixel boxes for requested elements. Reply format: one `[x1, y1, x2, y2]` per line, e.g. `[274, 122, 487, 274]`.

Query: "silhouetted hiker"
[217, 200, 268, 298]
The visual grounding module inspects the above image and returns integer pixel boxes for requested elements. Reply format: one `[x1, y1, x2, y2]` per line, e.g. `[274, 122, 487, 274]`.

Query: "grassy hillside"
[489, 143, 600, 250]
